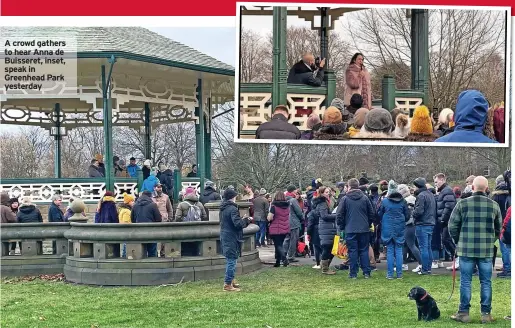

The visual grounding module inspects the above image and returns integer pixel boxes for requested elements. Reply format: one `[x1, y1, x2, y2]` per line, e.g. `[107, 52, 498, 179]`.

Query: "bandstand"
[0, 27, 235, 203]
[239, 6, 429, 138]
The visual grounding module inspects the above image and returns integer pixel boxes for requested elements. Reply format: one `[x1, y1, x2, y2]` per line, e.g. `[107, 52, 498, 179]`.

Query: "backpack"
[183, 202, 201, 222]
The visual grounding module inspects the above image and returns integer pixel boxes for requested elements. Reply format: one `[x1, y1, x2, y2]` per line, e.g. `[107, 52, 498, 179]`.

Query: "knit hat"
[397, 184, 411, 199]
[387, 180, 398, 196]
[205, 180, 215, 188]
[410, 105, 433, 135]
[150, 168, 157, 176]
[359, 177, 369, 186]
[143, 159, 151, 167]
[369, 184, 378, 193]
[363, 108, 393, 133]
[104, 191, 114, 197]
[350, 94, 363, 109]
[331, 98, 346, 112]
[323, 106, 342, 124]
[184, 187, 196, 196]
[413, 177, 427, 189]
[20, 196, 32, 206]
[379, 180, 388, 192]
[224, 188, 238, 201]
[307, 113, 322, 129]
[259, 188, 266, 195]
[453, 186, 462, 197]
[336, 182, 345, 189]
[95, 154, 103, 162]
[495, 175, 504, 186]
[353, 108, 368, 128]
[438, 108, 454, 125]
[123, 193, 135, 204]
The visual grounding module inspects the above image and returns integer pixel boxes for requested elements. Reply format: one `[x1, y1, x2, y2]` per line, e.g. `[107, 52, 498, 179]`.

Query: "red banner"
[1, 0, 513, 16]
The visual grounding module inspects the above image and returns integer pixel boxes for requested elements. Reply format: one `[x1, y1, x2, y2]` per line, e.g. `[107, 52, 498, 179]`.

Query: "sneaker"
[223, 284, 240, 292]
[504, 316, 511, 320]
[431, 262, 439, 269]
[481, 313, 494, 324]
[497, 271, 511, 278]
[282, 259, 289, 267]
[451, 312, 470, 323]
[412, 265, 422, 273]
[418, 271, 431, 275]
[312, 265, 321, 269]
[402, 264, 409, 271]
[364, 274, 370, 279]
[397, 276, 403, 279]
[231, 280, 240, 288]
[370, 266, 378, 271]
[349, 275, 357, 279]
[438, 261, 445, 268]
[288, 258, 299, 263]
[386, 276, 394, 280]
[273, 262, 280, 267]
[447, 258, 460, 270]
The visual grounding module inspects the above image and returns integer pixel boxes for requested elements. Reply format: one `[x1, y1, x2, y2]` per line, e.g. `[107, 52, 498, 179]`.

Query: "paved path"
[257, 246, 506, 277]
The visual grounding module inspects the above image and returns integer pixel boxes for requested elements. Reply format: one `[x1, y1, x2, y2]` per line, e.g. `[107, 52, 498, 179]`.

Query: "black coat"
[313, 123, 348, 140]
[492, 183, 510, 219]
[142, 166, 151, 180]
[156, 169, 174, 197]
[336, 189, 375, 234]
[256, 114, 301, 140]
[220, 200, 249, 259]
[436, 184, 456, 227]
[199, 186, 221, 205]
[17, 205, 43, 223]
[131, 194, 162, 223]
[313, 196, 336, 246]
[413, 187, 436, 226]
[287, 60, 325, 86]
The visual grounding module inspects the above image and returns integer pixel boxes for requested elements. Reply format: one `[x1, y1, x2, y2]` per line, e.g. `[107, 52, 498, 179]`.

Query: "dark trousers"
[373, 224, 382, 259]
[271, 234, 287, 264]
[321, 244, 334, 264]
[144, 243, 157, 257]
[442, 226, 456, 257]
[314, 243, 322, 265]
[347, 232, 371, 277]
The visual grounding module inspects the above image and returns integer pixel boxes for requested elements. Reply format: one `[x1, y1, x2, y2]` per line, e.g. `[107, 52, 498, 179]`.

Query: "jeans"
[283, 228, 300, 259]
[432, 249, 444, 262]
[143, 243, 157, 257]
[386, 240, 404, 278]
[346, 232, 370, 277]
[459, 257, 492, 314]
[224, 258, 237, 285]
[404, 225, 421, 264]
[499, 240, 511, 274]
[255, 221, 267, 246]
[122, 243, 127, 257]
[415, 225, 433, 273]
[271, 234, 287, 264]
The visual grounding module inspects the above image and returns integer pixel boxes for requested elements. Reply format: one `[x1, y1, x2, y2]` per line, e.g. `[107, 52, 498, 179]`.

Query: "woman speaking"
[345, 53, 372, 110]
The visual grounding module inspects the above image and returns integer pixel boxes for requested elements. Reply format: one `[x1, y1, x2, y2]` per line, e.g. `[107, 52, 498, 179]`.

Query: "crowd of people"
[253, 52, 505, 144]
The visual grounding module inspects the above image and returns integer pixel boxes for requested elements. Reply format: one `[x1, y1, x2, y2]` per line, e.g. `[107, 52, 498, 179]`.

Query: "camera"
[315, 57, 321, 68]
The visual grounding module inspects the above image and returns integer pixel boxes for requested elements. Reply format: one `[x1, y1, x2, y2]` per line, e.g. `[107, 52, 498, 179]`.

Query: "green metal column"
[144, 103, 151, 160]
[53, 103, 62, 178]
[411, 9, 429, 105]
[173, 169, 181, 204]
[382, 75, 396, 111]
[204, 97, 212, 180]
[272, 7, 287, 109]
[195, 79, 205, 194]
[102, 64, 114, 192]
[320, 7, 335, 106]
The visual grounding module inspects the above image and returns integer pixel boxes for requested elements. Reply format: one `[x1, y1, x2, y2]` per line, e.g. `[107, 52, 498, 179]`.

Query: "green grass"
[1, 267, 511, 328]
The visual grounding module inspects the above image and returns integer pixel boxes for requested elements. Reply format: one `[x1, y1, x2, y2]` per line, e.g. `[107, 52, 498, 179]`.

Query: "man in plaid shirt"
[448, 176, 502, 324]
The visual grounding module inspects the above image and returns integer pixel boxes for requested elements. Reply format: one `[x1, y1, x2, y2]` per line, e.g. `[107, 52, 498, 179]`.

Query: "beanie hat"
[495, 175, 504, 186]
[410, 105, 433, 135]
[397, 184, 411, 199]
[359, 177, 369, 186]
[413, 177, 427, 189]
[350, 94, 363, 109]
[438, 108, 454, 125]
[387, 180, 398, 196]
[379, 180, 388, 192]
[330, 98, 346, 111]
[323, 106, 342, 124]
[336, 182, 345, 189]
[205, 180, 215, 188]
[123, 193, 135, 204]
[143, 159, 151, 167]
[104, 191, 114, 197]
[224, 188, 238, 201]
[353, 108, 368, 128]
[369, 184, 378, 193]
[185, 187, 196, 196]
[363, 108, 393, 134]
[307, 113, 322, 129]
[453, 186, 462, 197]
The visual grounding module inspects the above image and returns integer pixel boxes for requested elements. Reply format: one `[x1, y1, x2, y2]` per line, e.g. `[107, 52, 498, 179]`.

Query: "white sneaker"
[312, 265, 321, 269]
[412, 265, 422, 273]
[431, 262, 439, 269]
[446, 258, 460, 270]
[402, 264, 409, 271]
[438, 261, 445, 268]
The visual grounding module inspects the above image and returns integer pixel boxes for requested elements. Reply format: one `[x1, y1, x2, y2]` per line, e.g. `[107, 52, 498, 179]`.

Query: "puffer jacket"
[378, 192, 409, 244]
[313, 196, 336, 246]
[413, 186, 436, 226]
[269, 200, 290, 235]
[1, 193, 16, 223]
[118, 204, 132, 224]
[16, 204, 43, 223]
[220, 200, 249, 259]
[174, 193, 207, 222]
[336, 189, 375, 234]
[306, 209, 320, 246]
[255, 114, 301, 140]
[436, 184, 457, 227]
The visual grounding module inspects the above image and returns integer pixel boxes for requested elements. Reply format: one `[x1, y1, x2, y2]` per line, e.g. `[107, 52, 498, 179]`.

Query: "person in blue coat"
[219, 188, 251, 292]
[141, 169, 159, 193]
[378, 180, 410, 279]
[94, 191, 119, 223]
[435, 90, 498, 143]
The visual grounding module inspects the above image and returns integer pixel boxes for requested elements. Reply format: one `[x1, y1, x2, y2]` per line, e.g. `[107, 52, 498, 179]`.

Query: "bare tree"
[240, 29, 271, 83]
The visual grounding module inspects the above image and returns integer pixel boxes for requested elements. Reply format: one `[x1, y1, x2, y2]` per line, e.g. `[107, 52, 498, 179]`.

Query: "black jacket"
[336, 189, 375, 234]
[17, 205, 43, 223]
[313, 196, 336, 246]
[131, 193, 162, 223]
[199, 186, 221, 205]
[256, 114, 301, 140]
[287, 60, 325, 86]
[492, 183, 510, 219]
[220, 200, 249, 259]
[313, 123, 348, 140]
[413, 187, 436, 226]
[156, 169, 174, 197]
[436, 184, 456, 227]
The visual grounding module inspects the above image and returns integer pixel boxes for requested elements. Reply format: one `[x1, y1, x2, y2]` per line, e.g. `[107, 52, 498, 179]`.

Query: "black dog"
[408, 286, 441, 321]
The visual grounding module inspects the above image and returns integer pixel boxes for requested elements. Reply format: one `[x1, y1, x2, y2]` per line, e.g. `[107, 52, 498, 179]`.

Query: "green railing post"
[53, 103, 62, 178]
[136, 166, 143, 194]
[272, 7, 287, 109]
[382, 75, 396, 111]
[101, 64, 114, 192]
[326, 71, 336, 107]
[411, 9, 429, 105]
[195, 78, 205, 195]
[144, 102, 151, 160]
[173, 169, 181, 204]
[204, 97, 212, 180]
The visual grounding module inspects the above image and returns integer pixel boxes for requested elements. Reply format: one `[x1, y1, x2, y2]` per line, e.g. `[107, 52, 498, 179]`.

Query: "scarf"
[348, 63, 370, 109]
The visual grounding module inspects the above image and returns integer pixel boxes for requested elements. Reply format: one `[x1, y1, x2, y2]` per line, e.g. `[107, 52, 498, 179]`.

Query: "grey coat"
[252, 195, 269, 221]
[286, 196, 303, 230]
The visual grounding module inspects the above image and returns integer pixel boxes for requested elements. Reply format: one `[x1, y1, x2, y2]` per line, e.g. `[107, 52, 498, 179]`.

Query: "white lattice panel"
[0, 182, 138, 203]
[287, 94, 326, 130]
[181, 182, 200, 197]
[395, 97, 423, 117]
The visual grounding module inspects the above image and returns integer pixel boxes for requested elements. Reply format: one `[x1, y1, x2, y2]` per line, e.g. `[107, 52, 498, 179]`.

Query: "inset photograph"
[235, 4, 510, 146]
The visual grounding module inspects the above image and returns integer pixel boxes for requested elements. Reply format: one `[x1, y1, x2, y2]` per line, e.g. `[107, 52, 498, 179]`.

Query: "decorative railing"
[0, 178, 138, 204]
[181, 177, 201, 196]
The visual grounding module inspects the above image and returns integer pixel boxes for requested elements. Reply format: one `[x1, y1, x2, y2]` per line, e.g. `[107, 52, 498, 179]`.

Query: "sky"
[146, 27, 236, 67]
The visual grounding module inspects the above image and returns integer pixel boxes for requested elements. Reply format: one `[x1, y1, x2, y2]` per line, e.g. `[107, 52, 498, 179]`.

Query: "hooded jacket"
[1, 193, 16, 223]
[286, 195, 303, 230]
[256, 114, 301, 140]
[436, 184, 457, 227]
[95, 197, 119, 223]
[269, 200, 290, 235]
[118, 203, 132, 224]
[141, 175, 159, 193]
[17, 204, 43, 223]
[413, 185, 436, 226]
[378, 192, 410, 244]
[336, 189, 375, 234]
[313, 196, 337, 246]
[131, 193, 162, 223]
[491, 182, 510, 219]
[435, 90, 497, 143]
[156, 169, 174, 197]
[199, 186, 221, 205]
[220, 200, 249, 259]
[174, 193, 207, 222]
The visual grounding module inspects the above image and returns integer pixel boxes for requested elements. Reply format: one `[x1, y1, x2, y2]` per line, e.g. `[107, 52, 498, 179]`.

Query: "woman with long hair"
[345, 53, 372, 110]
[312, 186, 337, 274]
[267, 191, 291, 267]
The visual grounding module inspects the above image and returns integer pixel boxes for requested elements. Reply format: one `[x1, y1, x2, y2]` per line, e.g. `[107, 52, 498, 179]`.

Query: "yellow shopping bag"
[331, 235, 340, 256]
[331, 235, 348, 260]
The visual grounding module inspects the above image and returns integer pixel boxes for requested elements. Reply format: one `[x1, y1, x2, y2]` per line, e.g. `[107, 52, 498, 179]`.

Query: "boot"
[223, 284, 240, 292]
[481, 313, 494, 324]
[321, 260, 336, 275]
[231, 280, 240, 288]
[450, 312, 470, 323]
